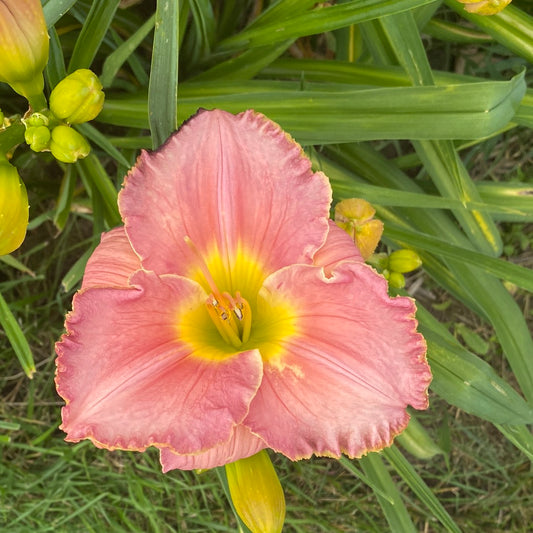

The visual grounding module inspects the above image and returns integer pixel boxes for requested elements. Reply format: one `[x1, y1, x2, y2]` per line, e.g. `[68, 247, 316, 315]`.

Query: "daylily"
[55, 109, 431, 471]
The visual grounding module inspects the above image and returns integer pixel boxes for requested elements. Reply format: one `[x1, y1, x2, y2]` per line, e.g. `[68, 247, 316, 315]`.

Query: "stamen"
[184, 236, 252, 347]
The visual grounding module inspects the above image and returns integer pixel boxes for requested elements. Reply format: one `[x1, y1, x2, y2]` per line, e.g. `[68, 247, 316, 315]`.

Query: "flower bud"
[25, 111, 49, 128]
[0, 158, 29, 255]
[49, 125, 90, 163]
[25, 125, 51, 152]
[0, 0, 49, 101]
[455, 0, 512, 15]
[387, 271, 406, 290]
[225, 451, 285, 533]
[49, 69, 105, 124]
[388, 249, 422, 274]
[334, 198, 384, 260]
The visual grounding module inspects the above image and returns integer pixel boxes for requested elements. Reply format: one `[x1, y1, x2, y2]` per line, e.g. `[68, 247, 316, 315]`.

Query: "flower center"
[185, 236, 252, 349]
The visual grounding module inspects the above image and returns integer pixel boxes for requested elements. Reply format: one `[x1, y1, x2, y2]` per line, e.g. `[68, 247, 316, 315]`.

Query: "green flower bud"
[49, 125, 90, 163]
[0, 158, 29, 255]
[0, 0, 49, 101]
[387, 271, 406, 290]
[49, 69, 105, 124]
[25, 125, 50, 152]
[25, 111, 49, 127]
[226, 451, 286, 533]
[388, 249, 422, 274]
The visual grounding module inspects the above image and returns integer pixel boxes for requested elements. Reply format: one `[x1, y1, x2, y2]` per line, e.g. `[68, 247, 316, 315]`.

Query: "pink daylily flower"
[55, 109, 431, 471]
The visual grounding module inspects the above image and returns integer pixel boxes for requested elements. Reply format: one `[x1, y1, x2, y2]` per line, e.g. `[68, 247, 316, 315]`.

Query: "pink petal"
[159, 424, 267, 471]
[82, 226, 141, 289]
[118, 110, 331, 285]
[245, 263, 431, 460]
[56, 270, 263, 454]
[313, 221, 363, 276]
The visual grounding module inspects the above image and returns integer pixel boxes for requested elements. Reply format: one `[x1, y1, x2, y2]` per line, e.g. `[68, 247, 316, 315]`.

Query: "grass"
[1, 0, 533, 531]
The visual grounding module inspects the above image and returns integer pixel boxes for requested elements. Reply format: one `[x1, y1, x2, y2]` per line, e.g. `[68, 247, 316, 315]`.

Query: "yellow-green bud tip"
[455, 0, 512, 15]
[388, 249, 423, 274]
[225, 451, 286, 533]
[50, 69, 105, 124]
[49, 125, 90, 163]
[0, 160, 29, 255]
[0, 0, 49, 100]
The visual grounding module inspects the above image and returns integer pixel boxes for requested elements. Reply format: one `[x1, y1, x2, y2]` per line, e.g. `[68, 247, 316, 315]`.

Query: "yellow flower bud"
[0, 0, 49, 101]
[0, 158, 29, 255]
[25, 125, 50, 152]
[455, 0, 512, 15]
[388, 249, 422, 274]
[49, 125, 90, 163]
[225, 451, 286, 533]
[334, 198, 384, 260]
[49, 69, 105, 124]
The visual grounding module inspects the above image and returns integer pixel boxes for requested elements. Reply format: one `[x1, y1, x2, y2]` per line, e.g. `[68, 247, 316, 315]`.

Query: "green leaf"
[43, 0, 78, 27]
[100, 14, 155, 88]
[68, 0, 121, 72]
[99, 73, 526, 143]
[359, 453, 417, 533]
[76, 155, 121, 228]
[0, 292, 35, 379]
[149, 0, 180, 148]
[383, 446, 461, 533]
[76, 123, 131, 168]
[444, 1, 533, 63]
[53, 164, 76, 231]
[380, 10, 503, 256]
[45, 27, 67, 90]
[216, 0, 438, 52]
[419, 310, 533, 425]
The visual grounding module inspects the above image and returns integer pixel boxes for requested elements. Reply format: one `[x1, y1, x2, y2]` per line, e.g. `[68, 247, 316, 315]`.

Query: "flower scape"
[55, 109, 432, 472]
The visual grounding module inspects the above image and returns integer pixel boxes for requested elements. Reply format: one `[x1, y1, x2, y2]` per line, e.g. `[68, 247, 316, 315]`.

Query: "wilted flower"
[455, 0, 512, 15]
[55, 110, 431, 472]
[0, 157, 29, 255]
[0, 0, 49, 102]
[49, 125, 90, 163]
[49, 69, 105, 124]
[334, 198, 384, 260]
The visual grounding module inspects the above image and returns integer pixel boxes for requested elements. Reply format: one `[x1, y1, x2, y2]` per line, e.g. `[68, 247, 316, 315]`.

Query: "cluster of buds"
[335, 198, 422, 289]
[22, 69, 103, 162]
[368, 249, 423, 289]
[0, 0, 104, 254]
[455, 0, 512, 15]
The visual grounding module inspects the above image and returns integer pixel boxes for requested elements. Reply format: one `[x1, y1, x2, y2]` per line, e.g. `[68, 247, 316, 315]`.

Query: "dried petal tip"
[0, 0, 49, 100]
[225, 451, 286, 533]
[455, 0, 512, 15]
[334, 198, 384, 260]
[0, 158, 29, 255]
[50, 69, 105, 124]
